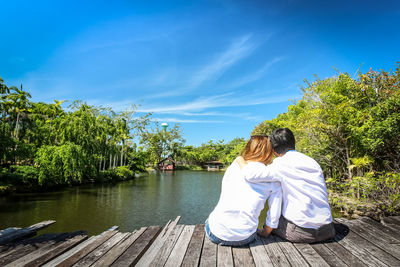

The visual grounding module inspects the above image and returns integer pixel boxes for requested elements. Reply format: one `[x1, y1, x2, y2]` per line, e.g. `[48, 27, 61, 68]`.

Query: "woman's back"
[208, 161, 281, 241]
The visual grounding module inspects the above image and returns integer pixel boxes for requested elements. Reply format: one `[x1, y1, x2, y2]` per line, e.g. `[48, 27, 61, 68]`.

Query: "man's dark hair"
[270, 128, 295, 154]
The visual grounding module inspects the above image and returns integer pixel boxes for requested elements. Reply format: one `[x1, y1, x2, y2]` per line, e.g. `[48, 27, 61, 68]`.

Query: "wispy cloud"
[137, 92, 291, 114]
[225, 56, 285, 88]
[149, 34, 258, 98]
[151, 117, 222, 123]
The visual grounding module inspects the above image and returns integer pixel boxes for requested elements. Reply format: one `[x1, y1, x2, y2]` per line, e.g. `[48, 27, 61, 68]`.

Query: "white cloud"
[137, 92, 291, 114]
[151, 117, 222, 123]
[148, 34, 258, 98]
[225, 56, 285, 88]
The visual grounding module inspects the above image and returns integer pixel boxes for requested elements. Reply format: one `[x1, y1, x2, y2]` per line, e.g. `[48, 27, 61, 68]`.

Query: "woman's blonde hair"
[241, 135, 274, 165]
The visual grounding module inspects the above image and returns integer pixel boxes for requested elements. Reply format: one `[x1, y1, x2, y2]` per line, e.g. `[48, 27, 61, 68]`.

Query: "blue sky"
[1, 0, 399, 145]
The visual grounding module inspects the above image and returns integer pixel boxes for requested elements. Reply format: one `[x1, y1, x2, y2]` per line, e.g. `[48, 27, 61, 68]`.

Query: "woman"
[205, 135, 282, 246]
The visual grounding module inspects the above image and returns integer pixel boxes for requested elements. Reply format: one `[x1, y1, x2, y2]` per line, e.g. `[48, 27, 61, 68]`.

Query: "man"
[236, 128, 335, 243]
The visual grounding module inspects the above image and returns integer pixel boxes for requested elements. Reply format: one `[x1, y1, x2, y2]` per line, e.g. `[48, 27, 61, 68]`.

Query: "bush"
[10, 165, 38, 186]
[115, 166, 134, 180]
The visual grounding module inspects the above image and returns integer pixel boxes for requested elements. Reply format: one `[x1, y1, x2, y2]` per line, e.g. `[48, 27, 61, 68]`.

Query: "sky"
[1, 0, 399, 145]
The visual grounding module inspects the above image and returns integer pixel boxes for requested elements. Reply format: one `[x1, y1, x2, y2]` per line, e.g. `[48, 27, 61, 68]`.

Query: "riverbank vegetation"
[252, 64, 400, 216]
[0, 77, 151, 190]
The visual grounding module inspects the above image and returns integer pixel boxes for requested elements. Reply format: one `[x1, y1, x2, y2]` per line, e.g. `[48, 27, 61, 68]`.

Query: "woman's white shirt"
[208, 161, 282, 241]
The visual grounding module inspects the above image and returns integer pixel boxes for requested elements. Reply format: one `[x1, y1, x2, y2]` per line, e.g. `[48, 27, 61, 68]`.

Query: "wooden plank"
[360, 217, 400, 242]
[4, 231, 86, 267]
[41, 236, 97, 267]
[341, 218, 400, 261]
[333, 221, 388, 267]
[165, 225, 195, 267]
[217, 245, 233, 267]
[381, 217, 400, 232]
[274, 236, 309, 267]
[145, 224, 184, 267]
[23, 234, 88, 267]
[92, 228, 146, 267]
[260, 236, 290, 267]
[111, 226, 162, 267]
[199, 233, 217, 267]
[386, 216, 400, 224]
[0, 227, 21, 238]
[74, 232, 129, 267]
[310, 243, 349, 267]
[0, 234, 63, 266]
[46, 227, 119, 267]
[249, 235, 273, 267]
[0, 220, 56, 245]
[293, 243, 330, 267]
[232, 246, 255, 267]
[136, 216, 181, 267]
[181, 224, 205, 267]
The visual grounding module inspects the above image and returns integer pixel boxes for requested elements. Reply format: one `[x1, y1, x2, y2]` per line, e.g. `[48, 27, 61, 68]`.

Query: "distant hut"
[157, 157, 176, 171]
[205, 161, 223, 171]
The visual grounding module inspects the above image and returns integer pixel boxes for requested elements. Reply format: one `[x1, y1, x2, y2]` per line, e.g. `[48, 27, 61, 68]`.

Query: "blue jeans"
[204, 219, 256, 246]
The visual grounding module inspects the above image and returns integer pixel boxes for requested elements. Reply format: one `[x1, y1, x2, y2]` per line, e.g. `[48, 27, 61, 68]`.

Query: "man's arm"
[236, 156, 278, 183]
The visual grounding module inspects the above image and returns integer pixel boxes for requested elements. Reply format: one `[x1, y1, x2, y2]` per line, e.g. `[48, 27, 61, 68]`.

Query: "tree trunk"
[99, 155, 102, 172]
[120, 142, 124, 166]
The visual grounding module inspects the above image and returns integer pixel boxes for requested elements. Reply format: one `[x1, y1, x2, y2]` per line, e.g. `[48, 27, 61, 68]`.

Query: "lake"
[0, 170, 225, 235]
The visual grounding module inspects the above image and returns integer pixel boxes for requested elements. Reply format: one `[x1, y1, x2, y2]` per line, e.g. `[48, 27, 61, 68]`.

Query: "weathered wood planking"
[361, 216, 400, 242]
[334, 221, 388, 267]
[23, 233, 87, 267]
[261, 235, 291, 266]
[217, 245, 233, 267]
[293, 243, 330, 267]
[249, 236, 273, 267]
[338, 218, 400, 260]
[232, 246, 255, 267]
[199, 232, 217, 267]
[164, 225, 195, 267]
[0, 234, 63, 266]
[181, 224, 205, 267]
[73, 232, 129, 267]
[135, 216, 181, 267]
[45, 227, 119, 267]
[1, 216, 400, 267]
[274, 236, 309, 267]
[146, 224, 184, 267]
[0, 220, 56, 245]
[111, 226, 161, 267]
[4, 231, 86, 267]
[310, 243, 350, 267]
[92, 228, 146, 266]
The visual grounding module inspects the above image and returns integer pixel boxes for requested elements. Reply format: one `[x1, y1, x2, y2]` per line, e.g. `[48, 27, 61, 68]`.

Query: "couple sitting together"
[205, 128, 335, 246]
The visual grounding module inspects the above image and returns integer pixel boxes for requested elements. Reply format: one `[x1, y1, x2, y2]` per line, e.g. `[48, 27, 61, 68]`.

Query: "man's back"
[273, 150, 332, 228]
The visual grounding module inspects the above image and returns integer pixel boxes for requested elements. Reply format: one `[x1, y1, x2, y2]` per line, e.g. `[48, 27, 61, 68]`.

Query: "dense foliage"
[0, 79, 150, 187]
[253, 64, 400, 213]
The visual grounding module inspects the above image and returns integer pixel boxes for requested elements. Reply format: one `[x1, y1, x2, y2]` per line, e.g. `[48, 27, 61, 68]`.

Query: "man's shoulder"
[277, 151, 322, 171]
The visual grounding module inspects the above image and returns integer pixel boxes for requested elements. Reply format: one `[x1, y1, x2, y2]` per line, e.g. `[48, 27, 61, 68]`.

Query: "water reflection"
[0, 171, 223, 235]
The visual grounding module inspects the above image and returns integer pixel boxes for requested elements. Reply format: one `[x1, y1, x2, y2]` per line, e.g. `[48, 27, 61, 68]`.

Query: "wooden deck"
[0, 216, 399, 266]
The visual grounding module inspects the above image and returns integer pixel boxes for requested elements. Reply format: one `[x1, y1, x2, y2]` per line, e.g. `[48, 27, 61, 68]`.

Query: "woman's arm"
[236, 156, 278, 183]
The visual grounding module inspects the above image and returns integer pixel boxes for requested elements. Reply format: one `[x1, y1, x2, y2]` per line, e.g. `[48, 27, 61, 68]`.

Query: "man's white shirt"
[241, 150, 333, 229]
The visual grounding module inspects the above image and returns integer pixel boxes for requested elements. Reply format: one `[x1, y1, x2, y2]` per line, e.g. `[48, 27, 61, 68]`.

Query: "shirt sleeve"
[265, 182, 282, 229]
[241, 162, 279, 183]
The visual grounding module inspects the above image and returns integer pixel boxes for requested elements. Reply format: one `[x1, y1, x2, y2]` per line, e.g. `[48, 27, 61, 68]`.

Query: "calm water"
[0, 171, 224, 235]
[0, 170, 341, 236]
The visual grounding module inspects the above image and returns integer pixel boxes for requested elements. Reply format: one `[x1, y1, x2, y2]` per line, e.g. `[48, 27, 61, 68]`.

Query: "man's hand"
[235, 156, 248, 169]
[257, 225, 273, 238]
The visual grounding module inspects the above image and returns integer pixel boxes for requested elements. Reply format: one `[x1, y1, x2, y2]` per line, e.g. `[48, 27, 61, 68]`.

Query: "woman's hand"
[257, 225, 273, 238]
[235, 156, 247, 169]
